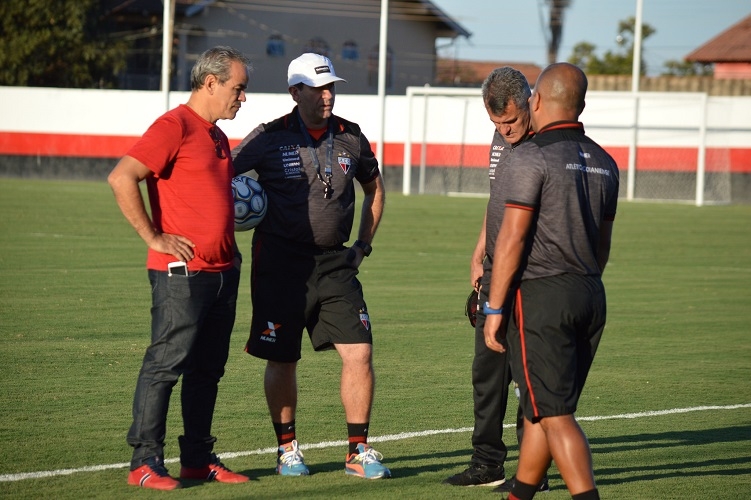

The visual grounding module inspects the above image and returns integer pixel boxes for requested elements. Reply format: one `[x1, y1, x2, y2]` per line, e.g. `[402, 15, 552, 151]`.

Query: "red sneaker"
[180, 454, 249, 483]
[127, 458, 181, 490]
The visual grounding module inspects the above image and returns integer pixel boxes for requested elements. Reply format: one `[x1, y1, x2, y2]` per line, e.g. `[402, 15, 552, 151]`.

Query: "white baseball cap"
[287, 53, 347, 88]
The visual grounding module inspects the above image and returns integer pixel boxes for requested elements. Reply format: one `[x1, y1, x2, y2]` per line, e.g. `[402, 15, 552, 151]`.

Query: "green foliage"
[0, 179, 750, 498]
[0, 0, 128, 88]
[616, 17, 656, 47]
[662, 60, 714, 76]
[568, 16, 655, 75]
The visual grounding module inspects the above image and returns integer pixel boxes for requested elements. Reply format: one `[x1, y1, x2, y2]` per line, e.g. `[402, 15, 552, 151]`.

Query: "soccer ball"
[231, 175, 267, 231]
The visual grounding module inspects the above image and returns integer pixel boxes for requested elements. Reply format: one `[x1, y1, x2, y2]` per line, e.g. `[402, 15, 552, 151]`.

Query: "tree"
[545, 0, 572, 65]
[567, 17, 655, 75]
[568, 42, 597, 71]
[0, 0, 128, 88]
[662, 60, 713, 77]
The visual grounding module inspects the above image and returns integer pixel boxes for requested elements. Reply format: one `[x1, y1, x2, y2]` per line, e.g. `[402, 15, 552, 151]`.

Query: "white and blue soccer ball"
[231, 175, 267, 231]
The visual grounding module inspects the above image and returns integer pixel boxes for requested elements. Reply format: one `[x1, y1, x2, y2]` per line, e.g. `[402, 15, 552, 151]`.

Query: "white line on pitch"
[2, 403, 749, 483]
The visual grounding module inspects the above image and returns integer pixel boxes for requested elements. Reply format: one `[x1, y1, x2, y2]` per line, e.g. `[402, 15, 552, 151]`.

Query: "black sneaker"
[492, 475, 550, 493]
[443, 463, 505, 486]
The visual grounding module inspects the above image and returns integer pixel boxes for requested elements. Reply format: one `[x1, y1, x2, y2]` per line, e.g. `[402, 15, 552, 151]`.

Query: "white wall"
[1, 86, 750, 150]
[403, 88, 751, 149]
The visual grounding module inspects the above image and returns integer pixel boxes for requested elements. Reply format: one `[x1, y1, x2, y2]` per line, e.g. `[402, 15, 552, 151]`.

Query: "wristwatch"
[353, 240, 372, 257]
[483, 302, 504, 315]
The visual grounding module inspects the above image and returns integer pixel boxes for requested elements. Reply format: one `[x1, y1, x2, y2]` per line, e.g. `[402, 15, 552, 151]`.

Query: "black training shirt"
[232, 107, 380, 247]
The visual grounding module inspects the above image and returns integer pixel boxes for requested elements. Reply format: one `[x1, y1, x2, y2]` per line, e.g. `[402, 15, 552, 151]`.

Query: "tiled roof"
[435, 59, 542, 86]
[685, 14, 751, 63]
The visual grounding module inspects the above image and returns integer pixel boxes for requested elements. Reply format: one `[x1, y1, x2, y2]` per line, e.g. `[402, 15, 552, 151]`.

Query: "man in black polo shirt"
[232, 53, 388, 480]
[444, 67, 547, 493]
[483, 62, 619, 500]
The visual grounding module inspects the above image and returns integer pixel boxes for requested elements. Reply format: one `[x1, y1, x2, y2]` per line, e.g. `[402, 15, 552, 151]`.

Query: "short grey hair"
[190, 46, 251, 91]
[481, 67, 531, 115]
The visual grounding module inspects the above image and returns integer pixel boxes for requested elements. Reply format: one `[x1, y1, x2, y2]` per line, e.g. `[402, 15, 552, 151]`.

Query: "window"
[342, 40, 359, 60]
[368, 46, 393, 89]
[304, 37, 330, 57]
[266, 34, 285, 57]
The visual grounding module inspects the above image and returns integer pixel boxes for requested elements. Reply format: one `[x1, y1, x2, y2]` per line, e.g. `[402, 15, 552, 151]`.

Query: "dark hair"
[190, 46, 251, 91]
[481, 67, 531, 115]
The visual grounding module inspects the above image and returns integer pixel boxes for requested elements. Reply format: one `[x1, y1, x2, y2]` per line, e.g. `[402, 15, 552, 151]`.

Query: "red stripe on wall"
[0, 132, 140, 158]
[0, 132, 255, 158]
[598, 146, 751, 174]
[3, 133, 750, 173]
[394, 144, 751, 174]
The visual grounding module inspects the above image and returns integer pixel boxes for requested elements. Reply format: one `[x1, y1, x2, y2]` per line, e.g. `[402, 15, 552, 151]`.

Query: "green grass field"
[0, 178, 749, 499]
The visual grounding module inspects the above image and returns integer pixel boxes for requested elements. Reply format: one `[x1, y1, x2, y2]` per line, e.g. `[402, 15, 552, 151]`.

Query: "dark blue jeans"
[127, 266, 240, 469]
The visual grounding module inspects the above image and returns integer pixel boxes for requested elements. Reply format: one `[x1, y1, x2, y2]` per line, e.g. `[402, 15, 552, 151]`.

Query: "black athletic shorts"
[507, 273, 606, 422]
[246, 232, 373, 362]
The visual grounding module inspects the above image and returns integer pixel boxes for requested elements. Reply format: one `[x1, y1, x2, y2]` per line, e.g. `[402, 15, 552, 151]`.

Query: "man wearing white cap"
[232, 53, 388, 480]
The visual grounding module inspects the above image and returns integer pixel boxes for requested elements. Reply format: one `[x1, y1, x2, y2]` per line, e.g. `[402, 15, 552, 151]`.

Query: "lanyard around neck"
[297, 111, 335, 199]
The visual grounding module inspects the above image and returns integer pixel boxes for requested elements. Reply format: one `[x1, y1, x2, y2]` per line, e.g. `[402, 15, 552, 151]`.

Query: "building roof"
[435, 59, 542, 87]
[685, 14, 751, 63]
[416, 0, 472, 39]
[103, 0, 471, 39]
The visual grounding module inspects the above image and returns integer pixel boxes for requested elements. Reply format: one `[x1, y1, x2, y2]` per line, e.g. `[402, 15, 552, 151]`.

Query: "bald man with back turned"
[482, 62, 620, 500]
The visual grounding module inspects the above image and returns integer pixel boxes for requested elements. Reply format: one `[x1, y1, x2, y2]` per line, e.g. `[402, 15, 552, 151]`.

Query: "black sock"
[573, 489, 600, 500]
[273, 421, 296, 447]
[511, 479, 539, 500]
[347, 422, 369, 455]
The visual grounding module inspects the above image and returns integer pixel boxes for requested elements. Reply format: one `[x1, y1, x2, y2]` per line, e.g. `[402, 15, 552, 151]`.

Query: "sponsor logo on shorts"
[260, 321, 281, 343]
[359, 308, 370, 330]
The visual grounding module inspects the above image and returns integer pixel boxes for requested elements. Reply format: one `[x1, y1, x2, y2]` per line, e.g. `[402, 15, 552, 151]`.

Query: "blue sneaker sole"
[345, 468, 391, 479]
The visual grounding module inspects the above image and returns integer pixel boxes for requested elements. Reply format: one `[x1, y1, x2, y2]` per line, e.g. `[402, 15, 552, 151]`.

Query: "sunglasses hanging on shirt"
[209, 126, 226, 159]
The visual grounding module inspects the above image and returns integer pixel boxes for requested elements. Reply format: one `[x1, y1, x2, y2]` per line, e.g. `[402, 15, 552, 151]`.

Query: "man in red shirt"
[108, 46, 251, 491]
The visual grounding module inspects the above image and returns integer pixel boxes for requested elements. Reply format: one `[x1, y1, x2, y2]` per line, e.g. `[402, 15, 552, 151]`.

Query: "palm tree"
[546, 0, 572, 64]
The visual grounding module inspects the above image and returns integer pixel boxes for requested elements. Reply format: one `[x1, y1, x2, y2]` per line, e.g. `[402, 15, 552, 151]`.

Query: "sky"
[431, 0, 751, 75]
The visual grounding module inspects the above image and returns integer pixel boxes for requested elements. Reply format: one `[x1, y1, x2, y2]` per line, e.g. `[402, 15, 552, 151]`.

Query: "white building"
[108, 0, 471, 95]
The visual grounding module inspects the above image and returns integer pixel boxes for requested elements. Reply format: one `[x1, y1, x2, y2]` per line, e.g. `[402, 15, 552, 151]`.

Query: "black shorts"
[246, 232, 373, 362]
[507, 273, 606, 422]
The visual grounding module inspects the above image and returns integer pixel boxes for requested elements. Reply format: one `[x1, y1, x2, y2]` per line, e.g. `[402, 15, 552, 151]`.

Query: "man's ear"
[530, 91, 541, 112]
[288, 85, 300, 102]
[204, 73, 218, 95]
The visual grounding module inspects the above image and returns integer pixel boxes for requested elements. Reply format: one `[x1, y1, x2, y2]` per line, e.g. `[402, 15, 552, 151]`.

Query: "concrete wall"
[1, 86, 749, 203]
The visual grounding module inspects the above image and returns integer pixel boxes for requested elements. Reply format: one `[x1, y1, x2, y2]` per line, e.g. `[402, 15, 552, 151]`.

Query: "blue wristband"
[483, 302, 504, 315]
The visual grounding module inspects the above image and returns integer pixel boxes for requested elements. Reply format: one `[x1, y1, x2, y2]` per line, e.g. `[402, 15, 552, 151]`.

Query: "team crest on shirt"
[358, 307, 370, 330]
[338, 155, 351, 174]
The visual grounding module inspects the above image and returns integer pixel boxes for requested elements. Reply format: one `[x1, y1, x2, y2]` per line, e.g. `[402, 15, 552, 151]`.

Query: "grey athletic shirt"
[485, 129, 534, 262]
[503, 121, 619, 280]
[232, 107, 380, 247]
